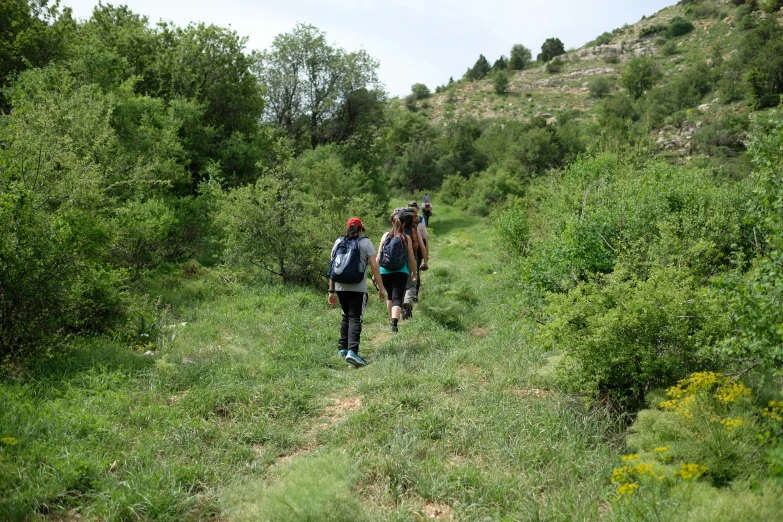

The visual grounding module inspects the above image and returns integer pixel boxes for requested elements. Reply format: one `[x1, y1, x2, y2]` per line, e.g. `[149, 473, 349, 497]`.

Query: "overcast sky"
[62, 0, 674, 97]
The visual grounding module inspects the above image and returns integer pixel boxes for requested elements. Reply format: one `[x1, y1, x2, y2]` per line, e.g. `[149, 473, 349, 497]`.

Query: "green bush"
[545, 58, 564, 74]
[538, 267, 727, 407]
[621, 56, 661, 99]
[493, 69, 509, 94]
[716, 109, 783, 369]
[668, 17, 695, 38]
[588, 76, 612, 98]
[411, 82, 430, 100]
[493, 198, 529, 256]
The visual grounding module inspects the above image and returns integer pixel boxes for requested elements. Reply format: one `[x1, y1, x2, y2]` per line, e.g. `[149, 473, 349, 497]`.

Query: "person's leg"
[381, 273, 394, 320]
[346, 292, 367, 354]
[336, 292, 351, 355]
[415, 256, 422, 296]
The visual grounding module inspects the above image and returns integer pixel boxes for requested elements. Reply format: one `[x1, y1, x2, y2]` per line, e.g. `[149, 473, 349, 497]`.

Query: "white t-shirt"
[330, 236, 376, 293]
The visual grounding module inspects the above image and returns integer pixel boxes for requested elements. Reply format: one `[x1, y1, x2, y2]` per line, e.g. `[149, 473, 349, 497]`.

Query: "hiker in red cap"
[327, 217, 386, 368]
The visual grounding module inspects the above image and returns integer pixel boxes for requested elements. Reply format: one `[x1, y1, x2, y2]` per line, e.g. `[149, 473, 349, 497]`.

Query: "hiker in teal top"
[377, 215, 417, 333]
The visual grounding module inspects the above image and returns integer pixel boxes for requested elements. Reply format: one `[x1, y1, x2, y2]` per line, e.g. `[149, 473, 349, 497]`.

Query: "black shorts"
[381, 272, 409, 307]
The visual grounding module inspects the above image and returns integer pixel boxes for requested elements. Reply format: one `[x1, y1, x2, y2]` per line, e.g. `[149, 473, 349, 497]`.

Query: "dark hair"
[344, 224, 363, 240]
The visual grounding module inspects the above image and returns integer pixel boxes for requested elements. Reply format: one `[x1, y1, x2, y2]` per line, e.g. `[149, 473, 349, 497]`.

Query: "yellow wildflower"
[676, 463, 707, 480]
[611, 465, 630, 483]
[720, 417, 744, 432]
[632, 463, 655, 477]
[616, 482, 640, 497]
[0, 437, 18, 445]
[622, 454, 640, 462]
[654, 446, 670, 452]
[715, 381, 751, 403]
[763, 401, 783, 423]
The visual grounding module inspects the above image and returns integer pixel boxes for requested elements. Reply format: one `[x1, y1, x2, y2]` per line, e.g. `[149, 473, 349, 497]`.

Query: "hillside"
[410, 0, 773, 160]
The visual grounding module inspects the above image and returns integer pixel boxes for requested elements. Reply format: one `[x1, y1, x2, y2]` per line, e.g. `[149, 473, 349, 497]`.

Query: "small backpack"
[379, 233, 408, 271]
[328, 237, 367, 284]
[423, 201, 432, 216]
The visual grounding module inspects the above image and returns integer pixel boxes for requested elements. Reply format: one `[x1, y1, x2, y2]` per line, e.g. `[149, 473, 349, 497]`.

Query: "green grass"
[1, 206, 622, 520]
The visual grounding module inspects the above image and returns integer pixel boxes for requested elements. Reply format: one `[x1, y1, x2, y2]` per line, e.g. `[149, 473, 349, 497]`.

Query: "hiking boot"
[338, 349, 348, 358]
[402, 302, 413, 320]
[345, 350, 367, 367]
[391, 324, 398, 333]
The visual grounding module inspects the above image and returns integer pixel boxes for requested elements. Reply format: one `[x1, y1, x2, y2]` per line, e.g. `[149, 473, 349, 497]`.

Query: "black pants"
[381, 272, 409, 308]
[337, 291, 368, 354]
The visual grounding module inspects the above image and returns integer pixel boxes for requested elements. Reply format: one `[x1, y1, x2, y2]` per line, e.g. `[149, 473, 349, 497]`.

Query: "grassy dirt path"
[219, 206, 618, 521]
[0, 206, 619, 521]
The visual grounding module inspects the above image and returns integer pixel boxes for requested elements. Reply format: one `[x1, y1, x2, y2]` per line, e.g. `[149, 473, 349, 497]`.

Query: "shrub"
[493, 69, 509, 94]
[404, 93, 418, 112]
[545, 58, 564, 74]
[661, 40, 678, 55]
[588, 76, 612, 98]
[628, 372, 761, 485]
[716, 109, 783, 369]
[604, 54, 620, 64]
[538, 267, 727, 408]
[640, 24, 668, 38]
[593, 32, 613, 46]
[411, 83, 430, 100]
[621, 56, 661, 98]
[493, 198, 529, 256]
[668, 17, 695, 38]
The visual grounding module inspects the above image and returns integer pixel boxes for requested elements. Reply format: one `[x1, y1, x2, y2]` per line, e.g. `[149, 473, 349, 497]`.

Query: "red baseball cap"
[347, 217, 363, 229]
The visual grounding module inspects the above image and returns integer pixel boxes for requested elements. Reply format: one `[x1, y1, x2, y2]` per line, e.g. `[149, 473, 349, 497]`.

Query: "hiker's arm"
[419, 230, 428, 264]
[406, 236, 417, 281]
[327, 278, 337, 305]
[368, 256, 387, 301]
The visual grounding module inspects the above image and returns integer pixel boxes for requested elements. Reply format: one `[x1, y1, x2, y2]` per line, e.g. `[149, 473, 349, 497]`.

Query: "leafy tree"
[0, 0, 74, 109]
[411, 82, 430, 100]
[493, 69, 509, 94]
[509, 44, 532, 71]
[465, 54, 491, 81]
[621, 56, 661, 99]
[537, 38, 565, 63]
[257, 23, 384, 149]
[492, 55, 508, 71]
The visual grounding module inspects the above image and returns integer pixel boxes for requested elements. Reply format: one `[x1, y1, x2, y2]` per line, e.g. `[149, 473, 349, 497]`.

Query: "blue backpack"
[379, 233, 408, 271]
[328, 237, 367, 284]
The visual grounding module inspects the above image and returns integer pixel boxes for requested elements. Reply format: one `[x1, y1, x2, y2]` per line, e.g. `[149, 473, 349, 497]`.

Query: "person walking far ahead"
[408, 202, 429, 301]
[328, 217, 387, 368]
[422, 193, 433, 228]
[377, 215, 417, 333]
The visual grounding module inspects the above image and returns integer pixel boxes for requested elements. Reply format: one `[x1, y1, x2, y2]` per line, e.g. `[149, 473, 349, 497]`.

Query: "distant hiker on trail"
[378, 215, 417, 333]
[422, 193, 433, 228]
[408, 202, 429, 301]
[328, 217, 387, 368]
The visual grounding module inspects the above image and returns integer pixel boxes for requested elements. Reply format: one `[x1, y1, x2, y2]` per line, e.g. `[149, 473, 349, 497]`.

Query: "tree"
[465, 54, 491, 81]
[0, 0, 74, 109]
[621, 56, 661, 99]
[411, 82, 430, 100]
[537, 38, 566, 63]
[509, 44, 532, 71]
[494, 69, 509, 94]
[492, 55, 508, 71]
[257, 23, 384, 149]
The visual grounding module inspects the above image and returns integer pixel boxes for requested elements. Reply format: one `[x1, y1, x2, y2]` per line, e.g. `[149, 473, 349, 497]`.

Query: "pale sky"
[63, 0, 674, 97]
